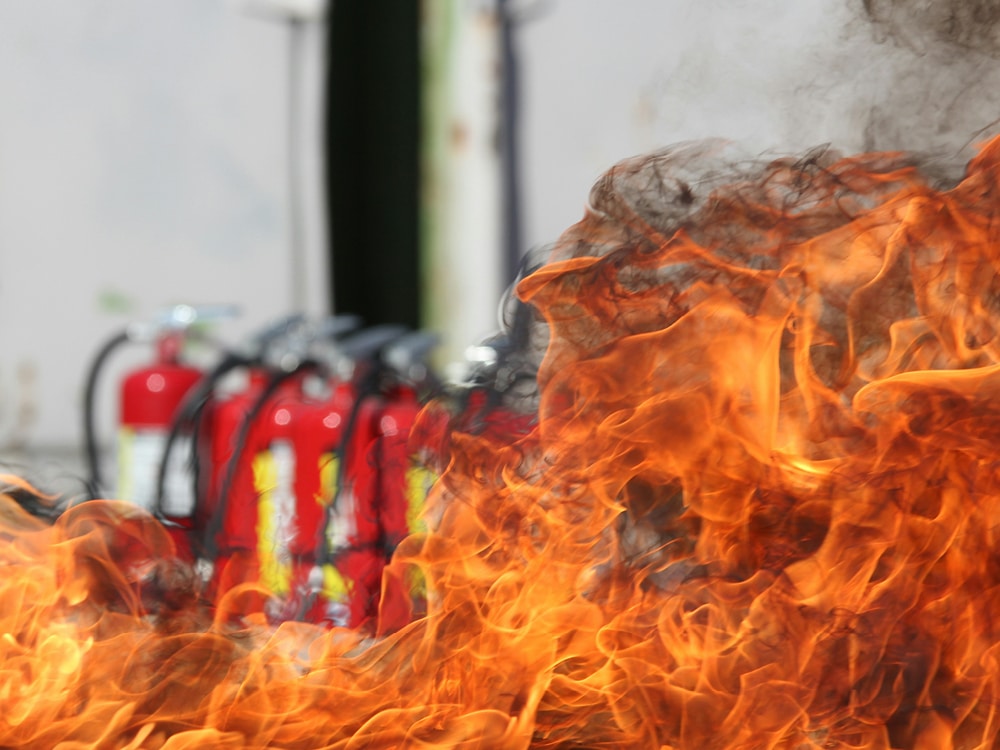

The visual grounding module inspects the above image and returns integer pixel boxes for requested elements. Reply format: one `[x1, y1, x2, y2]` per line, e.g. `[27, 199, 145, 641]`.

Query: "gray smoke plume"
[848, 0, 1000, 181]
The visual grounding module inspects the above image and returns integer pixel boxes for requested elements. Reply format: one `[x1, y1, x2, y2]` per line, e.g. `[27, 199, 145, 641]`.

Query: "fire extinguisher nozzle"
[307, 565, 324, 593]
[195, 558, 214, 588]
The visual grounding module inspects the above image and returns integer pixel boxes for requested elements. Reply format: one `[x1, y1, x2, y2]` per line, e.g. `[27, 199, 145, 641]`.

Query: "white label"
[326, 482, 356, 552]
[269, 439, 297, 547]
[117, 427, 195, 516]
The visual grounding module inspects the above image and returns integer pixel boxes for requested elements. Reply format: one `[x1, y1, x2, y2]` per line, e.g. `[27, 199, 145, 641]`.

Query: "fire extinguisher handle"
[382, 330, 440, 372]
[337, 324, 409, 366]
[317, 314, 363, 341]
[251, 313, 308, 350]
[156, 304, 241, 329]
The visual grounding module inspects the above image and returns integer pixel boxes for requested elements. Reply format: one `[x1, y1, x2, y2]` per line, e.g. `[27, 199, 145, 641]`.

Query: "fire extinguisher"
[247, 315, 364, 617]
[298, 324, 409, 629]
[82, 304, 236, 514]
[253, 374, 343, 621]
[374, 330, 441, 634]
[117, 330, 203, 516]
[199, 315, 362, 605]
[194, 313, 314, 593]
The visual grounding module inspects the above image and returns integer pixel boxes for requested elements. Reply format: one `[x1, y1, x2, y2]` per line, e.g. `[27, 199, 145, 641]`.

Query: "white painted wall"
[0, 0, 328, 455]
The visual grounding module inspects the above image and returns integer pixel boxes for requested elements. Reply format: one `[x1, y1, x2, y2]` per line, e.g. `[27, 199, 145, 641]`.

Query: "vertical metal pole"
[287, 18, 307, 312]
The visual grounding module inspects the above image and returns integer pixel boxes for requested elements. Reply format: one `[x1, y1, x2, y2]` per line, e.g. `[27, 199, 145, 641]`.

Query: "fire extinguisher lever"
[337, 324, 410, 364]
[153, 304, 241, 330]
[382, 331, 440, 374]
[317, 314, 364, 341]
[126, 304, 241, 345]
[248, 313, 308, 351]
[381, 331, 442, 397]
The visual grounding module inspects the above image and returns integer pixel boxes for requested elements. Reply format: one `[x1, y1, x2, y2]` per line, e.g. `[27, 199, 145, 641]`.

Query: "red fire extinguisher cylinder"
[118, 330, 203, 518]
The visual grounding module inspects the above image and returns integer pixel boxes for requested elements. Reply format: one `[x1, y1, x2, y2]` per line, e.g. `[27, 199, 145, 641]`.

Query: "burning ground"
[6, 137, 1000, 748]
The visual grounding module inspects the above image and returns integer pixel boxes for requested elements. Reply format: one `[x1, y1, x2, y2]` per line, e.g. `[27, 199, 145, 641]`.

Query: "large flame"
[7, 138, 1000, 748]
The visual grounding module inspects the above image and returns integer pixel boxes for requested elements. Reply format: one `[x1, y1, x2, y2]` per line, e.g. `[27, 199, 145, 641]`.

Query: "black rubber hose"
[311, 360, 386, 571]
[200, 360, 318, 564]
[296, 365, 384, 622]
[292, 330, 412, 620]
[153, 352, 253, 521]
[82, 329, 131, 499]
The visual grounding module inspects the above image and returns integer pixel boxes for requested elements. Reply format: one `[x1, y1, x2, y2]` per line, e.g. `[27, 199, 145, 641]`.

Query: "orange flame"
[7, 138, 1000, 747]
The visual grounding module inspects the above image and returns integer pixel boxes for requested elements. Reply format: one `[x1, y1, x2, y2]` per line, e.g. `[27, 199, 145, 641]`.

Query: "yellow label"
[322, 563, 352, 602]
[253, 446, 294, 596]
[404, 463, 436, 601]
[116, 427, 193, 513]
[406, 565, 427, 600]
[405, 464, 437, 534]
[316, 452, 339, 507]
